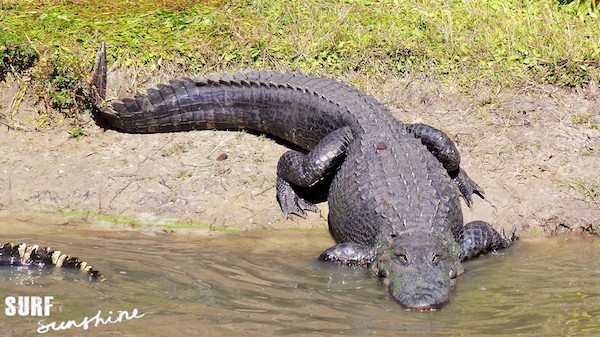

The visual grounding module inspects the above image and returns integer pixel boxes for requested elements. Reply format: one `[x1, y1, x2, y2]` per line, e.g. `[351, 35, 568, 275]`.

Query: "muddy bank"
[1, 73, 598, 235]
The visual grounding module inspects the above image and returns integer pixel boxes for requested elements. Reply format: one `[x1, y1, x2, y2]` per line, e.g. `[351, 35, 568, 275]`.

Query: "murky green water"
[0, 214, 599, 337]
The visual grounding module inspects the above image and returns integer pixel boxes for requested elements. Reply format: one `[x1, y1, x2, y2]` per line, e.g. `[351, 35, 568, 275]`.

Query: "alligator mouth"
[404, 302, 444, 312]
[391, 287, 448, 311]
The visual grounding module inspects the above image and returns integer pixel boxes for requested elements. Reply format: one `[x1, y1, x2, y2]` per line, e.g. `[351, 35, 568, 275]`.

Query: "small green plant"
[177, 169, 193, 180]
[572, 112, 599, 128]
[559, 0, 598, 18]
[68, 125, 86, 139]
[529, 229, 543, 236]
[0, 40, 38, 81]
[30, 55, 95, 128]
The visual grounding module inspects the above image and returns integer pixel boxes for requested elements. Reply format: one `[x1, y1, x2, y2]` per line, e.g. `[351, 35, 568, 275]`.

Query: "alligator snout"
[389, 274, 450, 311]
[392, 287, 449, 311]
[398, 293, 447, 311]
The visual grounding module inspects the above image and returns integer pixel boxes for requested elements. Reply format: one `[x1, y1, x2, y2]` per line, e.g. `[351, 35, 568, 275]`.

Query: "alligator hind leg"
[407, 123, 484, 206]
[459, 221, 517, 260]
[277, 126, 354, 218]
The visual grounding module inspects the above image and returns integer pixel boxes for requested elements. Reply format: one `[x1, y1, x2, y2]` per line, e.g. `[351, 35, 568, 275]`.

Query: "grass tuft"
[566, 179, 600, 206]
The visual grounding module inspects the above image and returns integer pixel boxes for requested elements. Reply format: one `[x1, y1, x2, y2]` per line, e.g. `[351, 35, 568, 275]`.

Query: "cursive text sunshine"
[36, 308, 145, 334]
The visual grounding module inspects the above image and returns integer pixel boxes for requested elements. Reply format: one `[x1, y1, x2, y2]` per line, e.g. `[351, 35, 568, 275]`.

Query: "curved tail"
[89, 43, 387, 149]
[0, 242, 104, 281]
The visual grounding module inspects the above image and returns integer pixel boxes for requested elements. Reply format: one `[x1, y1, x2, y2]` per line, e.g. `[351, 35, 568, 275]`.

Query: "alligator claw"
[500, 226, 518, 247]
[452, 168, 484, 207]
[284, 197, 318, 219]
[276, 178, 318, 219]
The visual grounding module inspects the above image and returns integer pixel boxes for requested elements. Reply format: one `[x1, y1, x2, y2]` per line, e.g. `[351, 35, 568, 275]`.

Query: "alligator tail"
[0, 242, 104, 281]
[90, 43, 392, 149]
[92, 42, 107, 105]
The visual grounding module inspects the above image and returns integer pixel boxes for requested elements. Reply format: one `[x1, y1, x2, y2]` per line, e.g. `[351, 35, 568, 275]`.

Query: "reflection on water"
[0, 213, 599, 337]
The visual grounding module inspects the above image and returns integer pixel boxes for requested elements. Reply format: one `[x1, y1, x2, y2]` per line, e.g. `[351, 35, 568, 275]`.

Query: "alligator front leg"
[277, 126, 354, 218]
[459, 221, 517, 260]
[407, 123, 484, 206]
[318, 242, 376, 267]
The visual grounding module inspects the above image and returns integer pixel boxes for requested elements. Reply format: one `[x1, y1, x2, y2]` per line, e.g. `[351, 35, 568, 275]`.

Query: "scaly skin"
[0, 242, 104, 281]
[92, 43, 516, 309]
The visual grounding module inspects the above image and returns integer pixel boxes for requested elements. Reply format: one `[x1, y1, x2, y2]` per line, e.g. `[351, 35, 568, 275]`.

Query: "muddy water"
[0, 214, 599, 337]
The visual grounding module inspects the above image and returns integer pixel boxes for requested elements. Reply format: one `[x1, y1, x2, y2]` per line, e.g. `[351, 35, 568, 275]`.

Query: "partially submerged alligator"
[92, 43, 515, 310]
[0, 242, 103, 281]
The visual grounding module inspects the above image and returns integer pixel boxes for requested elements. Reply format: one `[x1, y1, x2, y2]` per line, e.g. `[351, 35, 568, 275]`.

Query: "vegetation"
[1, 0, 599, 129]
[56, 209, 241, 232]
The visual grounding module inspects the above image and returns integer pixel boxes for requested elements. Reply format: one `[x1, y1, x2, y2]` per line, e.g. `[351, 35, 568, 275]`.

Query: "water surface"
[0, 213, 599, 337]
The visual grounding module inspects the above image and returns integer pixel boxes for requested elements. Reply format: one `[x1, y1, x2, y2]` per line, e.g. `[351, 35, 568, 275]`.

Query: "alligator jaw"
[392, 288, 449, 311]
[404, 303, 443, 312]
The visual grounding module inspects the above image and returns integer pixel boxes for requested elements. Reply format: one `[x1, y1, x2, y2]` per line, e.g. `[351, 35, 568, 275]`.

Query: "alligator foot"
[451, 168, 485, 207]
[276, 126, 353, 218]
[459, 221, 517, 260]
[276, 178, 318, 218]
[318, 242, 376, 267]
[407, 123, 485, 206]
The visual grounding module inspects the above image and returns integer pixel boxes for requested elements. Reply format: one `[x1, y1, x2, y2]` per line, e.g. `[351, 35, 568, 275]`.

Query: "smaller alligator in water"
[0, 242, 103, 281]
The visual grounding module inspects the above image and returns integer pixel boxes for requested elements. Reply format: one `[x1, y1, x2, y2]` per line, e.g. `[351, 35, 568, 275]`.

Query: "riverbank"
[1, 71, 598, 236]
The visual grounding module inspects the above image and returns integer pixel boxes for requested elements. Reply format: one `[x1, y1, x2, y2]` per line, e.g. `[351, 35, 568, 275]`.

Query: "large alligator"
[92, 43, 515, 310]
[0, 242, 104, 281]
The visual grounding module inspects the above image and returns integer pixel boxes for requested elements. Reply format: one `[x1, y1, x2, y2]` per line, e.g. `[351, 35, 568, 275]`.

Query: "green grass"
[54, 209, 243, 232]
[50, 209, 329, 232]
[1, 0, 599, 127]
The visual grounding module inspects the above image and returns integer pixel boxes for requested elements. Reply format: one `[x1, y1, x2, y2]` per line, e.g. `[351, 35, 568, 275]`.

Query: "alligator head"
[371, 233, 463, 311]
